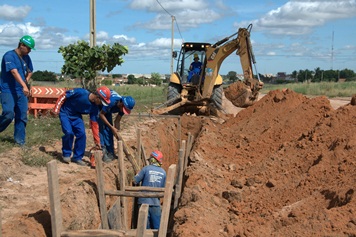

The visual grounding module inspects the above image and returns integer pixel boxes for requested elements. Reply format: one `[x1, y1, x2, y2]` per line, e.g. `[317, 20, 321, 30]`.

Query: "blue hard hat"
[122, 96, 135, 114]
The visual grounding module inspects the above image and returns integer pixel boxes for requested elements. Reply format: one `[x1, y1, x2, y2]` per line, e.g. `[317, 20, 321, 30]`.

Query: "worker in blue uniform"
[53, 86, 111, 166]
[0, 35, 35, 146]
[97, 90, 135, 162]
[133, 150, 166, 229]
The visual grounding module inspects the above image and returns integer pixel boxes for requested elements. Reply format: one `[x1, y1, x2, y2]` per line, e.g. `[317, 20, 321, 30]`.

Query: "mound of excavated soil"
[1, 89, 355, 237]
[172, 89, 356, 237]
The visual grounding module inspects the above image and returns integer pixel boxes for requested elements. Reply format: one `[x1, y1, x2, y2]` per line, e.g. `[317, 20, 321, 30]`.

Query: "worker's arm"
[114, 113, 122, 131]
[99, 110, 120, 140]
[90, 119, 100, 149]
[10, 68, 30, 97]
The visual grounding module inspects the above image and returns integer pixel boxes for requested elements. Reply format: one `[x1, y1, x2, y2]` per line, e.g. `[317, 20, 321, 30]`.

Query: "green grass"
[261, 81, 356, 98]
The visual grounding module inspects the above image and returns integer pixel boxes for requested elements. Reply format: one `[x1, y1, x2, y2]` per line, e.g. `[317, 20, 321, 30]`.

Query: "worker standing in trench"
[133, 150, 167, 229]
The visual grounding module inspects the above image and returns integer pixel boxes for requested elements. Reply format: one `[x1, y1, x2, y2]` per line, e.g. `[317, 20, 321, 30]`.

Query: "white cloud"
[237, 0, 356, 35]
[0, 4, 31, 21]
[0, 22, 40, 47]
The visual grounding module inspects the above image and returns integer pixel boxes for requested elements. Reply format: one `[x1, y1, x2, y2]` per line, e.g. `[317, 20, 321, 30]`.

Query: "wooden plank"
[61, 229, 125, 237]
[104, 190, 164, 198]
[95, 151, 109, 229]
[125, 187, 164, 192]
[135, 204, 148, 237]
[47, 160, 63, 237]
[118, 141, 128, 230]
[107, 201, 121, 230]
[158, 164, 176, 237]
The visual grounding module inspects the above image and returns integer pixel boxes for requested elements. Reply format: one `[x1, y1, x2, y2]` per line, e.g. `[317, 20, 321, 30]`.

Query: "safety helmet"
[20, 35, 36, 50]
[122, 96, 135, 114]
[96, 86, 111, 106]
[194, 53, 199, 59]
[150, 150, 163, 165]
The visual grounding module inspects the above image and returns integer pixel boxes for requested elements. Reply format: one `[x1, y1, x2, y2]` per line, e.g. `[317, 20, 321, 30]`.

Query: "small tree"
[150, 72, 162, 85]
[58, 40, 128, 90]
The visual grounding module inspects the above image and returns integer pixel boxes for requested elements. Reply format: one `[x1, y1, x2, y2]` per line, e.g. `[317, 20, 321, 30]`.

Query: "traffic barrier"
[28, 86, 66, 118]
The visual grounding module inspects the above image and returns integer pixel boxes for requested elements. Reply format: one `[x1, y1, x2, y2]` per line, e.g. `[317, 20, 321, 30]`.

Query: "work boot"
[108, 153, 118, 160]
[62, 156, 71, 164]
[102, 153, 113, 163]
[71, 159, 88, 166]
[102, 148, 113, 163]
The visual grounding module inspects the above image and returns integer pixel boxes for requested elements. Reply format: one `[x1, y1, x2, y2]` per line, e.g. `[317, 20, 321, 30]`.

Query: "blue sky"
[0, 0, 355, 76]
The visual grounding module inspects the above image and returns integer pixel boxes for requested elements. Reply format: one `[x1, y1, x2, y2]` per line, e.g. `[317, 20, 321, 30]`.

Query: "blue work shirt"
[101, 90, 124, 116]
[59, 88, 99, 121]
[134, 165, 166, 206]
[0, 50, 33, 93]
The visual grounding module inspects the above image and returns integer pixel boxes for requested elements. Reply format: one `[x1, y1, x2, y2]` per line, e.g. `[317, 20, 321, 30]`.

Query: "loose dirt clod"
[1, 89, 355, 237]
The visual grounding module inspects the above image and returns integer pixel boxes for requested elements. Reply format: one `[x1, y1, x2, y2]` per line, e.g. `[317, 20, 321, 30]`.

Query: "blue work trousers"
[138, 205, 161, 229]
[98, 112, 114, 154]
[0, 92, 28, 145]
[59, 114, 86, 161]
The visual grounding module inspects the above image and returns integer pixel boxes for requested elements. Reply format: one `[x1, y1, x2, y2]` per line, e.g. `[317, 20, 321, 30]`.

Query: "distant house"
[276, 72, 287, 80]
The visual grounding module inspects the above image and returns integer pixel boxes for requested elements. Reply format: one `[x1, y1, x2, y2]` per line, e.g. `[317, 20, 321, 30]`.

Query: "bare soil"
[0, 90, 355, 237]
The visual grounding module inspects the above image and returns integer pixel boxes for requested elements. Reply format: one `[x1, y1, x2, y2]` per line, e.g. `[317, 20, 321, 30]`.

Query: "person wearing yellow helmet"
[188, 53, 203, 83]
[0, 35, 35, 147]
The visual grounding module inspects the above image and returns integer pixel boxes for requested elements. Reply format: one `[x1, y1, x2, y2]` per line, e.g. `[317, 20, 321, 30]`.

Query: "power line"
[155, 0, 184, 41]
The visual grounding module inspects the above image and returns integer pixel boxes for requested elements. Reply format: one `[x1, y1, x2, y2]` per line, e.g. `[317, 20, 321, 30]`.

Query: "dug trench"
[1, 89, 356, 237]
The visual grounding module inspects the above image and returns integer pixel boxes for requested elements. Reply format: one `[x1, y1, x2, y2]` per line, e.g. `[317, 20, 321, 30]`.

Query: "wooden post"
[47, 160, 63, 237]
[118, 141, 128, 230]
[173, 149, 184, 210]
[136, 204, 148, 237]
[141, 144, 148, 166]
[158, 164, 177, 237]
[0, 205, 2, 237]
[95, 151, 109, 229]
[115, 131, 139, 173]
[136, 129, 142, 168]
[184, 133, 194, 171]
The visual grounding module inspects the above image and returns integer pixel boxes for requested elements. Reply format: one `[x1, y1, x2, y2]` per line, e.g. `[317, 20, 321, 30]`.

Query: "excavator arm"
[202, 24, 263, 107]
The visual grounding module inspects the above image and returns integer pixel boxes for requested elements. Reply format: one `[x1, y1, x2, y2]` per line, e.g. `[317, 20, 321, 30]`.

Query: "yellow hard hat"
[194, 53, 199, 59]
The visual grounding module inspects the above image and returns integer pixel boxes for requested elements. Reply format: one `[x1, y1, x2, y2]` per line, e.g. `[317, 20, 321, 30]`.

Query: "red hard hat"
[96, 86, 111, 106]
[150, 150, 163, 164]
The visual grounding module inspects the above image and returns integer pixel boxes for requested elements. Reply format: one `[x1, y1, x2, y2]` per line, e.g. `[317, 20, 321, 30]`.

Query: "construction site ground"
[0, 89, 355, 237]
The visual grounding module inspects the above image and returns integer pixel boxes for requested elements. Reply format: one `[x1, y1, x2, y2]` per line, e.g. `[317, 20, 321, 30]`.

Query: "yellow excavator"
[152, 24, 263, 116]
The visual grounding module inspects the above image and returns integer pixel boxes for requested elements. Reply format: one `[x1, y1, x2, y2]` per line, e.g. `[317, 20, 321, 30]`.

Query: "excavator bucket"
[224, 79, 263, 108]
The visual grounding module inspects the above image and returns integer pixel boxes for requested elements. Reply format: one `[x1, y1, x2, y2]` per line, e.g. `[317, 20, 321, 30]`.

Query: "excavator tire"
[167, 83, 181, 106]
[211, 85, 223, 110]
[224, 81, 258, 108]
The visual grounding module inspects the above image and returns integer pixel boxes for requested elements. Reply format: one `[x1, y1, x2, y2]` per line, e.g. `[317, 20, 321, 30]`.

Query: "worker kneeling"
[133, 150, 167, 229]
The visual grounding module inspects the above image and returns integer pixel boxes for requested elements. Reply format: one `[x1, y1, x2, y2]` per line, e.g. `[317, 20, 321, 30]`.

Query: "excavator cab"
[175, 44, 208, 84]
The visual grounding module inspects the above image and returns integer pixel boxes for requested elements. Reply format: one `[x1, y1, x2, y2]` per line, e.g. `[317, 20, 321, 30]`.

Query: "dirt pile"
[171, 89, 356, 236]
[0, 89, 355, 237]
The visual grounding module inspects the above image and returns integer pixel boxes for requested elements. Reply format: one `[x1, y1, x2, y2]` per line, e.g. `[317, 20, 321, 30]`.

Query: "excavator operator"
[187, 53, 202, 83]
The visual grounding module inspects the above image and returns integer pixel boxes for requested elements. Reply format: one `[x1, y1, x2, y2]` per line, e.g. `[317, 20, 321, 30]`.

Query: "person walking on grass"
[133, 150, 166, 229]
[52, 86, 111, 166]
[0, 35, 35, 147]
[97, 90, 135, 162]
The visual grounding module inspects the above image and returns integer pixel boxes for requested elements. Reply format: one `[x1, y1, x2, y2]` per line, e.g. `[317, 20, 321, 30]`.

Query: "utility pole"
[170, 16, 175, 75]
[90, 0, 96, 47]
